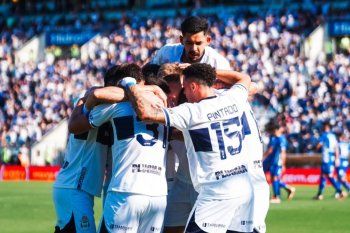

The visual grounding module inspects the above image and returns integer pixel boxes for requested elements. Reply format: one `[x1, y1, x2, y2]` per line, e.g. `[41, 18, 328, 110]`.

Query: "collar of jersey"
[199, 95, 217, 102]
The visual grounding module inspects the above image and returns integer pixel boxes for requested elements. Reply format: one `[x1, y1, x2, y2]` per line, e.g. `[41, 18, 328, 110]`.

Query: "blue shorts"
[321, 162, 335, 175]
[263, 158, 272, 173]
[270, 165, 282, 177]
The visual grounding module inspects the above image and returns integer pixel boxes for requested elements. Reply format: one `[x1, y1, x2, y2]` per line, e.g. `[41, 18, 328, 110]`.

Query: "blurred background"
[0, 0, 349, 171]
[0, 1, 349, 233]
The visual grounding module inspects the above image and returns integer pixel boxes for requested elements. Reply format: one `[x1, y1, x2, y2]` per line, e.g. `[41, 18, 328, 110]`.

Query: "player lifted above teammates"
[151, 15, 269, 233]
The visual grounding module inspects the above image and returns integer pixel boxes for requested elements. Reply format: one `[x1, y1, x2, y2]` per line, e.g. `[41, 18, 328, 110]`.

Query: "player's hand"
[141, 85, 168, 107]
[177, 63, 191, 70]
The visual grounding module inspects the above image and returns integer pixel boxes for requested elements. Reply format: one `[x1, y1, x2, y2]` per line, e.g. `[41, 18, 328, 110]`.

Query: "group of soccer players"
[53, 16, 270, 233]
[52, 15, 350, 233]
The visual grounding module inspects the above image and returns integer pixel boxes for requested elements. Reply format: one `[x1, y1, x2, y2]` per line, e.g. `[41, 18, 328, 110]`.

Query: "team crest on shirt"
[80, 215, 90, 229]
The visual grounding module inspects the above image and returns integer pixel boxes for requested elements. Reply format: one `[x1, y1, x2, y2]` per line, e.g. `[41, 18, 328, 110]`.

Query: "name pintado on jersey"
[89, 102, 168, 196]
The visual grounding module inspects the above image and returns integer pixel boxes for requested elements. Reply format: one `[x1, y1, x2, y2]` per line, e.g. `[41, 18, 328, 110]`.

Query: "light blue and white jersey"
[163, 84, 253, 199]
[54, 122, 113, 197]
[339, 142, 350, 168]
[319, 132, 338, 164]
[89, 102, 169, 196]
[151, 43, 231, 70]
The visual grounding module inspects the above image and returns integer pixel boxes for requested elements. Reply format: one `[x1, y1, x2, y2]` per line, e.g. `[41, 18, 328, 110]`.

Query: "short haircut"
[163, 74, 181, 84]
[181, 16, 209, 35]
[182, 63, 216, 87]
[265, 120, 280, 134]
[104, 63, 143, 87]
[142, 63, 161, 79]
[157, 63, 182, 79]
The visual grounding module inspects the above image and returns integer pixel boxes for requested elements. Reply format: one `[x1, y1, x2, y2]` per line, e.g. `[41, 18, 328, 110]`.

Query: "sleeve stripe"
[162, 108, 171, 128]
[234, 83, 248, 92]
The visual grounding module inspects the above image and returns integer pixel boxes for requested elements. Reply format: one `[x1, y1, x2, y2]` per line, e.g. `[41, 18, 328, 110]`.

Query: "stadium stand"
[0, 0, 349, 165]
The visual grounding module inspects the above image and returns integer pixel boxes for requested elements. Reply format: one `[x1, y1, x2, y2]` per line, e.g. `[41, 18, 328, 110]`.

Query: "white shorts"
[102, 192, 166, 233]
[53, 187, 96, 233]
[164, 178, 198, 227]
[252, 186, 269, 233]
[185, 193, 254, 233]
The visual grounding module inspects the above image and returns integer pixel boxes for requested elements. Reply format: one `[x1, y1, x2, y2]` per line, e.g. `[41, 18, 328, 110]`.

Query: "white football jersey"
[169, 140, 192, 184]
[54, 122, 113, 197]
[163, 84, 253, 199]
[89, 102, 168, 196]
[151, 43, 231, 70]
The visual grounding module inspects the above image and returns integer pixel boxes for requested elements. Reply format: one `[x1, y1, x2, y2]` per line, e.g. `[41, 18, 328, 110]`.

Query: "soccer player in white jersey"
[151, 16, 231, 232]
[52, 68, 116, 233]
[125, 63, 254, 233]
[69, 64, 169, 233]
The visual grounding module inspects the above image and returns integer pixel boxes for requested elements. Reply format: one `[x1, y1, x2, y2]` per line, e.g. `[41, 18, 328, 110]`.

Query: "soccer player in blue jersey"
[336, 132, 350, 193]
[313, 121, 346, 200]
[263, 121, 295, 203]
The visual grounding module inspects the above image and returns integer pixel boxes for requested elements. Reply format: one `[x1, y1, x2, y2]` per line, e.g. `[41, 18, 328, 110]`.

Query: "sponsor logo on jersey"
[241, 220, 253, 226]
[150, 226, 161, 232]
[131, 164, 162, 175]
[253, 160, 262, 169]
[80, 215, 90, 229]
[202, 222, 226, 228]
[215, 165, 247, 180]
[110, 224, 133, 231]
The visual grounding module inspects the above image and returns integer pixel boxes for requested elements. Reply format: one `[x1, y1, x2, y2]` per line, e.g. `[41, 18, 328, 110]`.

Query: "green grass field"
[0, 182, 349, 233]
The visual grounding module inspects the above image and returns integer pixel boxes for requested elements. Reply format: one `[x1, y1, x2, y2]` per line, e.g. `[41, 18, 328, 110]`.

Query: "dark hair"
[144, 75, 170, 94]
[322, 120, 332, 131]
[182, 63, 216, 87]
[181, 16, 209, 35]
[142, 63, 161, 79]
[265, 120, 280, 134]
[163, 74, 181, 84]
[104, 63, 143, 87]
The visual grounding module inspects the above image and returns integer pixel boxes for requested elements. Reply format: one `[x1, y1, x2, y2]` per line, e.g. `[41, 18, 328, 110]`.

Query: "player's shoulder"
[158, 43, 183, 53]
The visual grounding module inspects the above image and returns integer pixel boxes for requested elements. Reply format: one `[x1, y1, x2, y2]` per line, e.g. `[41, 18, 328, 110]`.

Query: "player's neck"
[197, 87, 216, 102]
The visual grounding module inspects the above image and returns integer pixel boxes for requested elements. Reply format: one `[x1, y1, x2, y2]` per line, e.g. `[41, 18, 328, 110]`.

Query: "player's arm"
[216, 70, 251, 90]
[128, 85, 166, 124]
[68, 97, 91, 134]
[85, 86, 127, 110]
[263, 146, 273, 160]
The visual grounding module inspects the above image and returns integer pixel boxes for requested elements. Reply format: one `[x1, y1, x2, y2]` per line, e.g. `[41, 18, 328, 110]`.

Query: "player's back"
[165, 85, 253, 199]
[54, 122, 113, 197]
[89, 102, 168, 196]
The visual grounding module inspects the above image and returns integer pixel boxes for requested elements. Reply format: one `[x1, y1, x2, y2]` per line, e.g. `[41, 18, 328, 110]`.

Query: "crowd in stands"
[0, 3, 349, 164]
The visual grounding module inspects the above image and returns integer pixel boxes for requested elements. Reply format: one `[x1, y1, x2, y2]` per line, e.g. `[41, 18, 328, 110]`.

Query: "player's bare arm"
[68, 97, 91, 134]
[216, 69, 251, 90]
[128, 85, 166, 124]
[85, 86, 127, 110]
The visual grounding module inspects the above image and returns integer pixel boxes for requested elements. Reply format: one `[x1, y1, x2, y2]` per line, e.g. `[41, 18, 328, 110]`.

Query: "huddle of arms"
[68, 68, 253, 133]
